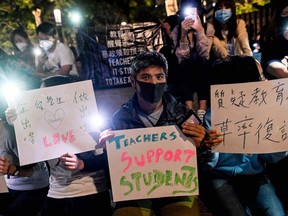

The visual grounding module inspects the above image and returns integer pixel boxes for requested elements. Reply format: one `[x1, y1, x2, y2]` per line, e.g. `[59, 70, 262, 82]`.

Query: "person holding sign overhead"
[109, 51, 222, 216]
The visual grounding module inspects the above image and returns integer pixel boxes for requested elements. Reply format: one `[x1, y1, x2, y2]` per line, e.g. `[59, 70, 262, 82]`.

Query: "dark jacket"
[111, 92, 189, 130]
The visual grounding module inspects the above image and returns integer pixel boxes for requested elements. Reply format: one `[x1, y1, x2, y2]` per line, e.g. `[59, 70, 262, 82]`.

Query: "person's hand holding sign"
[202, 129, 223, 148]
[59, 153, 84, 171]
[96, 128, 114, 149]
[181, 122, 206, 147]
[182, 123, 223, 148]
[0, 156, 10, 175]
[5, 108, 17, 125]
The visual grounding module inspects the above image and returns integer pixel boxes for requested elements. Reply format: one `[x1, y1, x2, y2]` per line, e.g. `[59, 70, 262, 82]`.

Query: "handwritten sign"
[211, 78, 288, 153]
[106, 125, 198, 202]
[12, 80, 98, 165]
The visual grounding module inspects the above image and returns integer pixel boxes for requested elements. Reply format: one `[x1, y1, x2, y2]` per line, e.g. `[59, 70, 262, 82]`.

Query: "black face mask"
[136, 80, 166, 104]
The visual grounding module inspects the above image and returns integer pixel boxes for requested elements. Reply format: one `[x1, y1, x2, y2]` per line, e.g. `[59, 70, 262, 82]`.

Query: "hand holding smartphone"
[176, 109, 202, 130]
[184, 7, 197, 21]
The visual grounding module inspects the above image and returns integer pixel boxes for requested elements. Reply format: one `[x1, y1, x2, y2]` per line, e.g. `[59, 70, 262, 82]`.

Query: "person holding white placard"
[0, 72, 49, 216]
[3, 75, 114, 216]
[198, 92, 287, 214]
[38, 75, 113, 216]
[110, 51, 222, 216]
[0, 119, 49, 216]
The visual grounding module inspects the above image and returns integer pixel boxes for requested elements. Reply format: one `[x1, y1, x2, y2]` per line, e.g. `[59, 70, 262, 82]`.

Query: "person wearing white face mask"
[34, 21, 79, 78]
[211, 0, 253, 60]
[10, 28, 36, 69]
[9, 28, 42, 89]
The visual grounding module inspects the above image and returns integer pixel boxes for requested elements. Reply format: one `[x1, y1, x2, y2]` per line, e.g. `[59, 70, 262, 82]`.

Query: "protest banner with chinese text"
[12, 80, 98, 165]
[77, 22, 163, 89]
[211, 78, 288, 153]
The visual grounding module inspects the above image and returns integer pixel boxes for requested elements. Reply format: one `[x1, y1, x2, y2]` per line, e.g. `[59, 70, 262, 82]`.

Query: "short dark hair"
[130, 51, 168, 77]
[36, 21, 56, 36]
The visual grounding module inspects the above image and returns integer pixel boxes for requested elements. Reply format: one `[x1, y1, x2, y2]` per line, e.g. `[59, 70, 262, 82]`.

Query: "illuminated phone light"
[3, 82, 20, 108]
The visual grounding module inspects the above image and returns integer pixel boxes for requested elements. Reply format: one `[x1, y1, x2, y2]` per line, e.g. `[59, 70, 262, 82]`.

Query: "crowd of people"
[0, 0, 287, 215]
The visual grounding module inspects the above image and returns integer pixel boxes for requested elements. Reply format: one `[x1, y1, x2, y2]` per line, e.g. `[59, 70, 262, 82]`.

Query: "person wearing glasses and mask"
[34, 22, 78, 78]
[110, 51, 223, 216]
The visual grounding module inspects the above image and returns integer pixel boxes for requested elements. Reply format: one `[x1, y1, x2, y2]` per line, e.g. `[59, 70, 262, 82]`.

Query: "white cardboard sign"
[106, 125, 198, 202]
[12, 80, 98, 165]
[211, 78, 288, 153]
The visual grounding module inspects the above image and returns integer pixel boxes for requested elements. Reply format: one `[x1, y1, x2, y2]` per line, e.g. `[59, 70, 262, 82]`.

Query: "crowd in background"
[0, 0, 287, 215]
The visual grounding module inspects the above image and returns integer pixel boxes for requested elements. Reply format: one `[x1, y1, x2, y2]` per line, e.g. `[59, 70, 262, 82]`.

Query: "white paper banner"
[211, 78, 288, 153]
[12, 80, 98, 165]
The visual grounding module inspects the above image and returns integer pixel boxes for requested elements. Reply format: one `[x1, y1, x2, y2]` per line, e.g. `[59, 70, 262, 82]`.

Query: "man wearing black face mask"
[110, 51, 222, 216]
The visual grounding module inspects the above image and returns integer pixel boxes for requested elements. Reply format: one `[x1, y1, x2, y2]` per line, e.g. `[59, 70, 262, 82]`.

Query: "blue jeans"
[199, 172, 286, 216]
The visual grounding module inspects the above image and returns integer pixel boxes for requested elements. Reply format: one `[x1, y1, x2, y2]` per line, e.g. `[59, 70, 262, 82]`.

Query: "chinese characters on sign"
[106, 125, 198, 202]
[211, 78, 288, 154]
[78, 22, 163, 89]
[12, 80, 98, 165]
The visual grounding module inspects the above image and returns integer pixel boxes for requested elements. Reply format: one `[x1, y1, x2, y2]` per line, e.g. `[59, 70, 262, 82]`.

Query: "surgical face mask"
[15, 42, 27, 52]
[39, 40, 54, 51]
[215, 8, 232, 24]
[136, 80, 166, 104]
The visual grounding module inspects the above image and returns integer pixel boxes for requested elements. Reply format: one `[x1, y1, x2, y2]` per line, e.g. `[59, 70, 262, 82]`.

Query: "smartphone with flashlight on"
[184, 7, 197, 21]
[176, 109, 202, 130]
